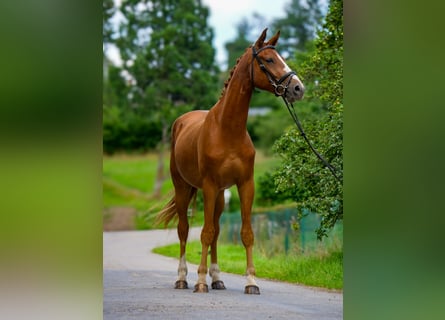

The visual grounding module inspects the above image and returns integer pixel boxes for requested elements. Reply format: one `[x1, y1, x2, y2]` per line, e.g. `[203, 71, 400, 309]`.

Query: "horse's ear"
[254, 28, 268, 49]
[267, 30, 280, 46]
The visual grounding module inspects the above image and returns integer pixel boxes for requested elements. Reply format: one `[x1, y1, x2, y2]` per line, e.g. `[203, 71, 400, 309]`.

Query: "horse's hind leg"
[172, 178, 196, 289]
[209, 191, 226, 290]
[194, 181, 218, 293]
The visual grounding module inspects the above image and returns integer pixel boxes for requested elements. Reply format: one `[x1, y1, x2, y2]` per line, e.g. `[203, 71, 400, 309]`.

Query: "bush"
[257, 171, 296, 206]
[257, 0, 343, 239]
[103, 106, 162, 154]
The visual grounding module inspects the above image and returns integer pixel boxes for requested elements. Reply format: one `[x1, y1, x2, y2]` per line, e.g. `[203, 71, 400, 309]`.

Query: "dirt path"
[103, 228, 343, 319]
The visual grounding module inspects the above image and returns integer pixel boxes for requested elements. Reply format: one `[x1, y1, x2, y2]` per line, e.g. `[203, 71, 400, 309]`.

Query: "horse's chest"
[202, 150, 254, 187]
[220, 155, 246, 174]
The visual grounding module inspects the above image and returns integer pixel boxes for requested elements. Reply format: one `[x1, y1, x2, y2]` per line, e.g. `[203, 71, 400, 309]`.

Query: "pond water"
[218, 209, 343, 256]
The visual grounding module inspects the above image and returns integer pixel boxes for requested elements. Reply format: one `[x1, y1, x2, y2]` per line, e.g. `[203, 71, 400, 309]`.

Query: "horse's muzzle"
[286, 78, 305, 102]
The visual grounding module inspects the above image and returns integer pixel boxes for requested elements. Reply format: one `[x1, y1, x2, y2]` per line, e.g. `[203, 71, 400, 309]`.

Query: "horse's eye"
[265, 58, 274, 63]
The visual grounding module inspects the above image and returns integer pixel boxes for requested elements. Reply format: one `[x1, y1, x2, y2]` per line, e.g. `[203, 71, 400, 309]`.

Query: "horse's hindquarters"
[171, 111, 207, 188]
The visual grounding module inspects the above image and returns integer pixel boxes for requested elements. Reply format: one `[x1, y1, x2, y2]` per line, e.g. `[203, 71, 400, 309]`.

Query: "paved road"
[103, 228, 343, 319]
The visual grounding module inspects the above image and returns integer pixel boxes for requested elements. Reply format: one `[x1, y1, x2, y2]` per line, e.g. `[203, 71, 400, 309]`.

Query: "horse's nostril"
[295, 85, 300, 92]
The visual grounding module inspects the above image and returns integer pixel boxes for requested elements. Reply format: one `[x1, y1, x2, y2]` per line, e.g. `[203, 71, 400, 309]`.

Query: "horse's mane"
[219, 46, 251, 99]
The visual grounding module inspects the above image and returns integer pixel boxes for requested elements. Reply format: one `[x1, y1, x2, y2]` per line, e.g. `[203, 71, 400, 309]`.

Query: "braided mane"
[219, 47, 250, 99]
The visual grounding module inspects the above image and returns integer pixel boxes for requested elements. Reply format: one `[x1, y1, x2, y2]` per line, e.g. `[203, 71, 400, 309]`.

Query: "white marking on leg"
[197, 271, 207, 285]
[209, 263, 221, 282]
[177, 254, 188, 281]
[246, 273, 258, 286]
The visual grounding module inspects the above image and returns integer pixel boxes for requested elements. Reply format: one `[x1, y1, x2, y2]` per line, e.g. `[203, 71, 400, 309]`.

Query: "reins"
[251, 45, 342, 182]
[281, 96, 342, 182]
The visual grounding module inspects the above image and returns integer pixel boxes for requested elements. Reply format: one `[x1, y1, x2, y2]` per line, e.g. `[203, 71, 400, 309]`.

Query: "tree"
[224, 19, 252, 70]
[272, 0, 325, 58]
[103, 0, 118, 105]
[116, 0, 219, 110]
[112, 0, 220, 197]
[103, 0, 116, 46]
[266, 0, 343, 239]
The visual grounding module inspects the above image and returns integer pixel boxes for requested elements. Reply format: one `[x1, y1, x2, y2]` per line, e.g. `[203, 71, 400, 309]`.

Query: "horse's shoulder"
[176, 110, 208, 124]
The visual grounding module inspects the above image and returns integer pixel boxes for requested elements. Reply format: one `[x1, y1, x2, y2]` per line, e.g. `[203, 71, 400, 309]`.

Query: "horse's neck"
[213, 59, 253, 133]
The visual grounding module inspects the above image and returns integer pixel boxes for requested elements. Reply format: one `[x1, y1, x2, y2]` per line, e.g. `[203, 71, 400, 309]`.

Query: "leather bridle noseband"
[251, 45, 296, 97]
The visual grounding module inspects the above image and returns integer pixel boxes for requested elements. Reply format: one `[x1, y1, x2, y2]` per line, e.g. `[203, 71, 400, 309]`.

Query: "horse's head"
[251, 28, 305, 103]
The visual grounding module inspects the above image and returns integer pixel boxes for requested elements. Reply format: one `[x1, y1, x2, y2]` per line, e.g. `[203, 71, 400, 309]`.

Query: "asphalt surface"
[103, 228, 343, 319]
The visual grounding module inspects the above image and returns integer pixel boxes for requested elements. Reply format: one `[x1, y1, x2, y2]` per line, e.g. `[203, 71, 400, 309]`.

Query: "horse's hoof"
[193, 283, 209, 293]
[211, 280, 226, 290]
[244, 285, 260, 295]
[174, 280, 188, 289]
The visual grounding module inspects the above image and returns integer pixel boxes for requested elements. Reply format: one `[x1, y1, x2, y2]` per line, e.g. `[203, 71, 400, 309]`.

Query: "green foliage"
[273, 114, 343, 239]
[272, 0, 325, 58]
[224, 18, 252, 70]
[301, 0, 343, 108]
[116, 0, 219, 111]
[103, 154, 178, 229]
[260, 0, 343, 239]
[103, 106, 163, 154]
[103, 0, 220, 153]
[247, 108, 292, 152]
[256, 171, 295, 206]
[103, 0, 116, 45]
[250, 90, 283, 109]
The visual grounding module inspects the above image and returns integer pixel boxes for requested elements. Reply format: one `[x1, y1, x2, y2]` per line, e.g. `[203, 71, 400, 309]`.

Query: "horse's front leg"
[209, 191, 226, 290]
[238, 179, 260, 294]
[194, 182, 217, 293]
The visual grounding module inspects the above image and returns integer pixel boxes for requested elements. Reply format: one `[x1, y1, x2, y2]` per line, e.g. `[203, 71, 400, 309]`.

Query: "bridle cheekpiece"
[250, 45, 296, 98]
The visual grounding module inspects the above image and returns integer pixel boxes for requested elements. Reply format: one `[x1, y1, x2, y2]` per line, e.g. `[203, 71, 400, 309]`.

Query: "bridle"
[250, 45, 342, 182]
[250, 45, 296, 98]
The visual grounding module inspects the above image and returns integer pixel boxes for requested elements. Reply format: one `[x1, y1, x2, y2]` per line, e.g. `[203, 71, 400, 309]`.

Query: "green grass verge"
[103, 153, 174, 229]
[152, 240, 343, 290]
[103, 151, 284, 229]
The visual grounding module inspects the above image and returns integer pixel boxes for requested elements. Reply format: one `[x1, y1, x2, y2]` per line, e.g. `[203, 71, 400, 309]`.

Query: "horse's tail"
[155, 196, 177, 227]
[155, 188, 198, 228]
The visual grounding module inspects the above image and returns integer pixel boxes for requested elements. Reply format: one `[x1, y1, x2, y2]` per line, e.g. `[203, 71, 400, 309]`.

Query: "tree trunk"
[153, 121, 169, 199]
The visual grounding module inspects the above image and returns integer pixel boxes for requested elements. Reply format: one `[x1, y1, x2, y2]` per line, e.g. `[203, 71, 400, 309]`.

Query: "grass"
[153, 240, 343, 290]
[103, 153, 173, 194]
[103, 150, 283, 229]
[103, 153, 174, 229]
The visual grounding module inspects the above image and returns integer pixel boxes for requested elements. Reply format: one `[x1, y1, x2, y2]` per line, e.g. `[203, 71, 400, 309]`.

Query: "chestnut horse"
[157, 29, 304, 294]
